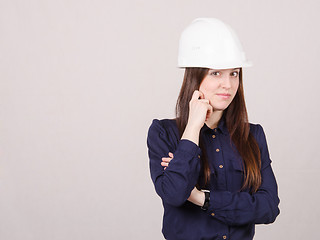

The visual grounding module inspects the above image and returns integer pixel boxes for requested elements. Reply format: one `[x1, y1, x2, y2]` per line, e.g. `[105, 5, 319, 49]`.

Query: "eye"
[231, 71, 239, 77]
[210, 71, 220, 76]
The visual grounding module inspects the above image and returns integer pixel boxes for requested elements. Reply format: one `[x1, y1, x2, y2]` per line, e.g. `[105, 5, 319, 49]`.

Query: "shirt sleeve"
[207, 124, 280, 226]
[147, 119, 202, 207]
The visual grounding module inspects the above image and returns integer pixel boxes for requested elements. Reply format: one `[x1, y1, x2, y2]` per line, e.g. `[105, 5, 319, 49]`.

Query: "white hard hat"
[178, 18, 252, 69]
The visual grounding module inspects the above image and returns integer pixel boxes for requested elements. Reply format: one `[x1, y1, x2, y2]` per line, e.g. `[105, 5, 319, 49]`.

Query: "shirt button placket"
[214, 138, 222, 168]
[214, 133, 226, 189]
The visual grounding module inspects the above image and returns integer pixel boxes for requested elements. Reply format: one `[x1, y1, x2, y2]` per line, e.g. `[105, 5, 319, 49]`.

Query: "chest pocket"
[232, 158, 244, 171]
[231, 158, 245, 191]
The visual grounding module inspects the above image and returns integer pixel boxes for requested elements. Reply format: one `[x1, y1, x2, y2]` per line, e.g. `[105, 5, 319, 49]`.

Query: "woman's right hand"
[181, 90, 212, 145]
[187, 90, 212, 131]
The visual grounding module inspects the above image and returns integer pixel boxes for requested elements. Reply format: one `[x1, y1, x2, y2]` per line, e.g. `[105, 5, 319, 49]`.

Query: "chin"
[213, 106, 228, 111]
[212, 103, 231, 111]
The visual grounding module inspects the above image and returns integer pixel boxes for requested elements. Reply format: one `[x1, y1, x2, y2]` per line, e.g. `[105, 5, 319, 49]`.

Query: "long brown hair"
[175, 68, 261, 193]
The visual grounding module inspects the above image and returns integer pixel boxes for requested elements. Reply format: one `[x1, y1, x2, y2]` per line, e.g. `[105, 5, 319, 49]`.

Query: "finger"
[162, 158, 171, 163]
[208, 102, 213, 112]
[206, 104, 213, 119]
[191, 90, 200, 101]
[168, 152, 174, 158]
[198, 99, 209, 104]
[198, 91, 205, 99]
[161, 162, 169, 167]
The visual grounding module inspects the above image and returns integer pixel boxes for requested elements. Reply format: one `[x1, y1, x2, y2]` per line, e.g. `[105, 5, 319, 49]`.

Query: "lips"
[216, 93, 231, 99]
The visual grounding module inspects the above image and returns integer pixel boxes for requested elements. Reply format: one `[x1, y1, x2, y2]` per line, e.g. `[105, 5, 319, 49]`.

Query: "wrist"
[181, 124, 201, 145]
[185, 122, 202, 133]
[188, 188, 205, 206]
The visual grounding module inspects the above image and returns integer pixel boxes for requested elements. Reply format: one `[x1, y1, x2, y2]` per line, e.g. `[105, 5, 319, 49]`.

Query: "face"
[199, 68, 240, 111]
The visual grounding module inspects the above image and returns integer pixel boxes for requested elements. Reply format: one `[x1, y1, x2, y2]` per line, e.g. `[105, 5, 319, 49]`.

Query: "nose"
[221, 75, 231, 89]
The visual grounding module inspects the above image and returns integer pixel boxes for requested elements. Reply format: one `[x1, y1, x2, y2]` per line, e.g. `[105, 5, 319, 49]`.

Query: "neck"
[205, 110, 223, 129]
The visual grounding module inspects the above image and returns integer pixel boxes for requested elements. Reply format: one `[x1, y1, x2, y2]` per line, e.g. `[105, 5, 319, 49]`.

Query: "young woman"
[147, 18, 280, 240]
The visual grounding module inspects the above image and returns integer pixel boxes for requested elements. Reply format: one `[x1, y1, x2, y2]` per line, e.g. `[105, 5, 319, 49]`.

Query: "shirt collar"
[201, 117, 228, 135]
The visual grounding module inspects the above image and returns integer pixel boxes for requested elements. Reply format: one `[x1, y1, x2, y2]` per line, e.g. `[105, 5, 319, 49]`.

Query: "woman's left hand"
[161, 152, 205, 207]
[161, 152, 173, 170]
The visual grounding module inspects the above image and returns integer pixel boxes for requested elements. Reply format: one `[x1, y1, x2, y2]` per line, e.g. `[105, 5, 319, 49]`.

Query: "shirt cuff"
[208, 190, 231, 216]
[177, 139, 202, 157]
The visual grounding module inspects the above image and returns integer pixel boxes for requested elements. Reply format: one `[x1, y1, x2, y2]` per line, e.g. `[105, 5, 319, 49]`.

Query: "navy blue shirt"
[147, 118, 280, 240]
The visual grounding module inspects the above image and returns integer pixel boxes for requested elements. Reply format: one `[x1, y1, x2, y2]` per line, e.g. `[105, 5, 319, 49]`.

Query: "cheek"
[199, 82, 218, 98]
[199, 85, 207, 95]
[232, 81, 240, 94]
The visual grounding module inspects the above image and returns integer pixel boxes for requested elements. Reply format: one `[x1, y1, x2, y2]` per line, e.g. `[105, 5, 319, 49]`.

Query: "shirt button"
[216, 148, 220, 152]
[214, 129, 217, 132]
[223, 236, 227, 239]
[198, 155, 201, 159]
[219, 165, 223, 168]
[211, 212, 215, 216]
[212, 134, 216, 139]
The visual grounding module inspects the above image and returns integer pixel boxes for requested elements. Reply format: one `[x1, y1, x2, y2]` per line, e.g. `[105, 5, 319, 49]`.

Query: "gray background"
[0, 0, 319, 239]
